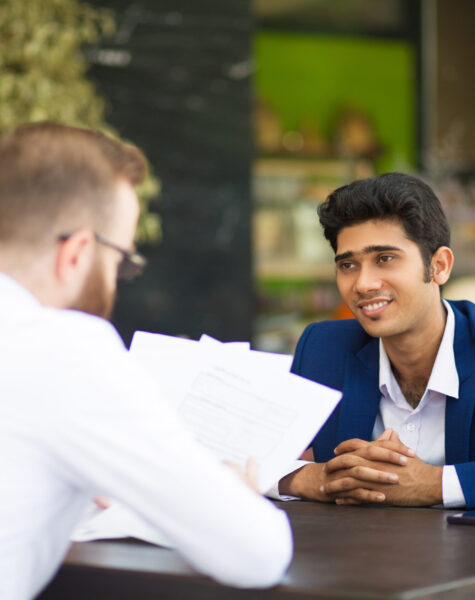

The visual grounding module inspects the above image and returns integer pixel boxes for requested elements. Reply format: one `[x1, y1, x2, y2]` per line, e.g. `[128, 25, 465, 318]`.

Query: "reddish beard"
[70, 259, 116, 320]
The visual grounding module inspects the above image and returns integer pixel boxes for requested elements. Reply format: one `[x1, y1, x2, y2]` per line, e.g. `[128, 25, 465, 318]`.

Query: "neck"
[382, 299, 447, 387]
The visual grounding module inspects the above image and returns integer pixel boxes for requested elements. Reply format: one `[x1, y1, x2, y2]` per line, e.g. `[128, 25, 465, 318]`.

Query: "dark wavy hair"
[318, 172, 451, 282]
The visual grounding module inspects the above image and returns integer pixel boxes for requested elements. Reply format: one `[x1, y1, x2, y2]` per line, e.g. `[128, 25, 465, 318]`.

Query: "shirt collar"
[0, 272, 41, 310]
[379, 299, 459, 401]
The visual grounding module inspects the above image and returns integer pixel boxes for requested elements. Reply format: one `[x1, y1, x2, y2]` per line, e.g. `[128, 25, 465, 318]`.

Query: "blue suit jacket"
[291, 300, 475, 508]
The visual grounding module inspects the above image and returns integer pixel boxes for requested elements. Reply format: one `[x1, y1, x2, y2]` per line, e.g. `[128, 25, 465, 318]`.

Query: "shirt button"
[406, 423, 416, 432]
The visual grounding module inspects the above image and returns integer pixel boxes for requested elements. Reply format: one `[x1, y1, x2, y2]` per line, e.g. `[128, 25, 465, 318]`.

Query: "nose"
[353, 264, 383, 295]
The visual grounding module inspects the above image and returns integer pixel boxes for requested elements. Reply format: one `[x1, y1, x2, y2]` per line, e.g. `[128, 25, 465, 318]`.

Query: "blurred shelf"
[255, 155, 374, 180]
[252, 154, 375, 353]
[255, 260, 334, 281]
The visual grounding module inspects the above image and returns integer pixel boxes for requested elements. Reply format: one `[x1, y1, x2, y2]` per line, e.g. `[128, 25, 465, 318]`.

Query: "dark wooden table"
[38, 501, 475, 599]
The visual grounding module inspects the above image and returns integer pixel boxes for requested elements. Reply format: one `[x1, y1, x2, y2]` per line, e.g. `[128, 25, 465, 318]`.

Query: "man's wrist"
[427, 465, 444, 505]
[411, 464, 443, 506]
[278, 463, 326, 501]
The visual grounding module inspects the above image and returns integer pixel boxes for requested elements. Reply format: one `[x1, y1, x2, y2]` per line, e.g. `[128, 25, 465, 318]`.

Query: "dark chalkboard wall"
[87, 0, 253, 345]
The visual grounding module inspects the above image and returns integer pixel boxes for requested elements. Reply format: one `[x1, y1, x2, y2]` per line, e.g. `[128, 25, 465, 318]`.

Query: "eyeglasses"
[58, 232, 147, 281]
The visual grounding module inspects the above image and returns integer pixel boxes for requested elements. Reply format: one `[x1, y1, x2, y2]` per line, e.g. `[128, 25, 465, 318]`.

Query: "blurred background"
[2, 0, 474, 353]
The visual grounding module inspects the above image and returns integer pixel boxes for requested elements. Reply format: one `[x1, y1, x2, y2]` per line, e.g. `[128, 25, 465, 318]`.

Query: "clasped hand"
[319, 429, 443, 506]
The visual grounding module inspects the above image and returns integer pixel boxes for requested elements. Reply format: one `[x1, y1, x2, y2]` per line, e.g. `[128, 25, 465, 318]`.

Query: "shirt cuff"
[442, 465, 466, 508]
[265, 460, 311, 501]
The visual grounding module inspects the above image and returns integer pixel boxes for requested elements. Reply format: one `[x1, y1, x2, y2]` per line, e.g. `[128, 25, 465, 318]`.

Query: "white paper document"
[73, 332, 340, 546]
[130, 331, 341, 493]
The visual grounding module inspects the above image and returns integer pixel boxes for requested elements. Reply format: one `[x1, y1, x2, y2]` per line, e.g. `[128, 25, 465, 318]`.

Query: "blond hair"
[0, 122, 147, 248]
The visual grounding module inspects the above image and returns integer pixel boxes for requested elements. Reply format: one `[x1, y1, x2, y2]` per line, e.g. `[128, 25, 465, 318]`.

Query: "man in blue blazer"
[278, 173, 475, 509]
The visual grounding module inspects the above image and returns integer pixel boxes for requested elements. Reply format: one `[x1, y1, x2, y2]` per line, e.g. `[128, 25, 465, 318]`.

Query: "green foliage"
[0, 0, 161, 243]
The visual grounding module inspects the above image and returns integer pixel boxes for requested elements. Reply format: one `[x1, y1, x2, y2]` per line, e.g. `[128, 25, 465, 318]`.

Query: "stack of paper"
[72, 332, 341, 545]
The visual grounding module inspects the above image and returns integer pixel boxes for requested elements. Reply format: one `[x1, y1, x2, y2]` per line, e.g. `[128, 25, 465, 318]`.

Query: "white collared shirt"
[372, 299, 465, 507]
[0, 274, 292, 600]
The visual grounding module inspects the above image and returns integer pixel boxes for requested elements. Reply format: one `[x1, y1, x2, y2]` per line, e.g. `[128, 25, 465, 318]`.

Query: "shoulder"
[35, 307, 126, 354]
[292, 318, 372, 387]
[6, 306, 161, 421]
[447, 299, 475, 339]
[447, 299, 475, 319]
[296, 318, 370, 355]
[7, 306, 132, 395]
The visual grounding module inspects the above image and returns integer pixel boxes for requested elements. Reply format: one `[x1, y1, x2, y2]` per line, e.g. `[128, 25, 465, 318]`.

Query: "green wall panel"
[255, 32, 416, 172]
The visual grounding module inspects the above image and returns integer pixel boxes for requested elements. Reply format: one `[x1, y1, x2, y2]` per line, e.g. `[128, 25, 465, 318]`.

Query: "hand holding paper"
[74, 332, 341, 545]
[129, 332, 341, 493]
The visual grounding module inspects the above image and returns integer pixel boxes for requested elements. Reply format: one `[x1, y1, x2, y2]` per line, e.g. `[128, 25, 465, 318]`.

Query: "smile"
[358, 299, 392, 316]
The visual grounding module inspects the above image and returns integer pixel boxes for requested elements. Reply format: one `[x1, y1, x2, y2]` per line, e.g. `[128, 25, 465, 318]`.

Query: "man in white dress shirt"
[276, 173, 475, 509]
[0, 123, 292, 600]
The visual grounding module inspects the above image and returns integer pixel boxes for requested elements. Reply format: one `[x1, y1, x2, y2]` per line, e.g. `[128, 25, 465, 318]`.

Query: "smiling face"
[335, 219, 447, 342]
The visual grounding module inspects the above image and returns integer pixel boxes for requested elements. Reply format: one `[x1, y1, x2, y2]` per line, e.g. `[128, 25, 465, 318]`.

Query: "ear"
[55, 230, 96, 285]
[431, 246, 454, 286]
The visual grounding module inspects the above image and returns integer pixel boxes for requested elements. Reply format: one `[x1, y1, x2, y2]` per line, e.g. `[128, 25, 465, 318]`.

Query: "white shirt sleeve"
[44, 353, 292, 588]
[12, 314, 293, 591]
[266, 460, 311, 501]
[442, 465, 466, 508]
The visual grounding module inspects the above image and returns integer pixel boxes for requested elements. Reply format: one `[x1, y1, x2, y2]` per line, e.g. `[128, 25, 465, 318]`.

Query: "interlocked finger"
[334, 488, 386, 504]
[325, 451, 404, 474]
[335, 438, 415, 459]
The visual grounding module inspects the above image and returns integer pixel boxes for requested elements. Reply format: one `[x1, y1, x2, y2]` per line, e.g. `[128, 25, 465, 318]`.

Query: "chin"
[355, 316, 394, 339]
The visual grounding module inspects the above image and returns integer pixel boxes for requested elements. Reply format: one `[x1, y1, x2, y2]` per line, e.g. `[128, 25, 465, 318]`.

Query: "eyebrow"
[334, 245, 403, 263]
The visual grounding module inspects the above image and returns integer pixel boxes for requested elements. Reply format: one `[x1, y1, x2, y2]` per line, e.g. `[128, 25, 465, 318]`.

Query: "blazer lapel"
[337, 338, 381, 445]
[445, 305, 475, 464]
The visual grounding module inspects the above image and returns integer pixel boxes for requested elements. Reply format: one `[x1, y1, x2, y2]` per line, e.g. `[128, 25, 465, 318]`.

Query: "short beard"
[70, 259, 116, 320]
